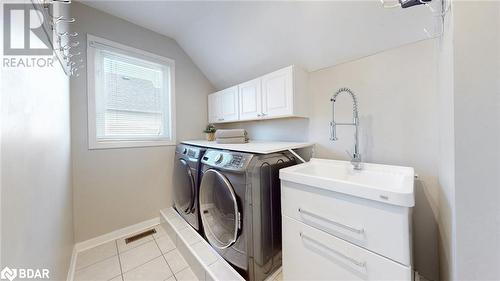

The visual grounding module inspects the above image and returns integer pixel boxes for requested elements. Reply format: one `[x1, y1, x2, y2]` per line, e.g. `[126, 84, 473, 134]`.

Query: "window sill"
[89, 139, 176, 150]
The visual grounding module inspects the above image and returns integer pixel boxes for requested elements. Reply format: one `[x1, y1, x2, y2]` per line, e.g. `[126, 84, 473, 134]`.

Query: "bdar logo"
[0, 267, 49, 280]
[0, 267, 17, 281]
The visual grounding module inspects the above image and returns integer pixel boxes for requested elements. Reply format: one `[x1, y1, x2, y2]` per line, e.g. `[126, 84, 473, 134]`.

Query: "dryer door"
[173, 158, 196, 213]
[199, 169, 240, 249]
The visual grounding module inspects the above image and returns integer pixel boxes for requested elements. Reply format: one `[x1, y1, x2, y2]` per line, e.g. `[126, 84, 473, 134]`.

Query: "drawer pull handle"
[300, 232, 366, 268]
[298, 208, 364, 234]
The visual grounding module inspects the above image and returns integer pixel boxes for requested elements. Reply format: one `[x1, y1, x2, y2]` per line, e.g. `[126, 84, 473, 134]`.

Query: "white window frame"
[87, 34, 176, 149]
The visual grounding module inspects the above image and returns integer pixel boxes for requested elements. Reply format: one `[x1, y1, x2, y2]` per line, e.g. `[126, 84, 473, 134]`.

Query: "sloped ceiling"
[81, 1, 438, 89]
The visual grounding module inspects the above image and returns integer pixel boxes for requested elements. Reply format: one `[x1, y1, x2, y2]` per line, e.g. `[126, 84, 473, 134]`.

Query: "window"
[87, 35, 175, 149]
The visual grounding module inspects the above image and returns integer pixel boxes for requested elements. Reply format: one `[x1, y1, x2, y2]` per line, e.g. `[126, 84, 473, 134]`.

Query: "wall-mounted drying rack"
[380, 0, 451, 38]
[31, 0, 84, 77]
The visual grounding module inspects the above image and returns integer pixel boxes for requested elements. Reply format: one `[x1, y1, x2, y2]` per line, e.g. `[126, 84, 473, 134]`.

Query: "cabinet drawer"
[281, 181, 411, 265]
[282, 216, 412, 281]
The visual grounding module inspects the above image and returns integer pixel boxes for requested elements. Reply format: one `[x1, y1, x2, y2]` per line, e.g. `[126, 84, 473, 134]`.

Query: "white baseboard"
[67, 217, 160, 281]
[74, 217, 160, 252]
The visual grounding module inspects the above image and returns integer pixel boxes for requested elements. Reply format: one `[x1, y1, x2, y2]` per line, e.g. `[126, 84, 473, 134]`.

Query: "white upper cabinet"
[238, 78, 262, 121]
[261, 66, 294, 118]
[208, 65, 308, 123]
[208, 86, 239, 123]
[220, 86, 239, 122]
[208, 93, 219, 123]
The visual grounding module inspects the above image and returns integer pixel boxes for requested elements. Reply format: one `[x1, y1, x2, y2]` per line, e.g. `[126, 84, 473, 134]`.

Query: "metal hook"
[56, 32, 78, 44]
[53, 16, 75, 25]
[68, 59, 84, 67]
[58, 31, 78, 37]
[59, 41, 79, 51]
[63, 51, 81, 60]
[70, 69, 80, 77]
[70, 64, 84, 76]
[70, 58, 83, 64]
[59, 42, 79, 52]
[59, 45, 71, 51]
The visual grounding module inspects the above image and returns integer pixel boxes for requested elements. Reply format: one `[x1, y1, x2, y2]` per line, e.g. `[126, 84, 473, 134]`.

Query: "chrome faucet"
[330, 87, 362, 170]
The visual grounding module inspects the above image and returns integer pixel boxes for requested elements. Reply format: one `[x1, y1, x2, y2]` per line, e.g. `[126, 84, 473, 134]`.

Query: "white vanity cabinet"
[208, 65, 308, 123]
[279, 159, 414, 281]
[281, 184, 413, 280]
[281, 182, 412, 265]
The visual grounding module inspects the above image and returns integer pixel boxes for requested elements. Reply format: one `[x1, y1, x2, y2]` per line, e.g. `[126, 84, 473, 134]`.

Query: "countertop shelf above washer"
[181, 140, 313, 154]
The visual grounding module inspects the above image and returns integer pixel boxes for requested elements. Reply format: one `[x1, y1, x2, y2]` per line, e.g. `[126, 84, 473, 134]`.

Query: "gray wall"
[1, 14, 74, 280]
[70, 2, 214, 242]
[437, 4, 455, 280]
[453, 2, 500, 280]
[437, 2, 500, 280]
[220, 39, 440, 280]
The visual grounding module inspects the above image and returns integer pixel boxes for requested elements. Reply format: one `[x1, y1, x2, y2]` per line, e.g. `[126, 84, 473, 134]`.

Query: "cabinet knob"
[257, 114, 262, 117]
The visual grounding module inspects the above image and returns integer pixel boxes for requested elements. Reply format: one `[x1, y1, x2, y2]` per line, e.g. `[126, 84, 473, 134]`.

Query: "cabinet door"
[282, 216, 412, 281]
[219, 86, 239, 122]
[208, 93, 219, 123]
[238, 78, 262, 121]
[262, 66, 293, 118]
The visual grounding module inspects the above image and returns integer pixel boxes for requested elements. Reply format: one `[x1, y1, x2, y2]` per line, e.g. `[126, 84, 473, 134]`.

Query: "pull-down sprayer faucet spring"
[330, 87, 362, 170]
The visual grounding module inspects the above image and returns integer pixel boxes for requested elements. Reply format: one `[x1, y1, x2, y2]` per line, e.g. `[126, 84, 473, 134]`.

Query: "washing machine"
[173, 144, 206, 232]
[199, 149, 297, 281]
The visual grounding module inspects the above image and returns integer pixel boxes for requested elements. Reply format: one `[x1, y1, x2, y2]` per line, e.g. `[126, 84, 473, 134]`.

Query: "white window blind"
[88, 35, 175, 149]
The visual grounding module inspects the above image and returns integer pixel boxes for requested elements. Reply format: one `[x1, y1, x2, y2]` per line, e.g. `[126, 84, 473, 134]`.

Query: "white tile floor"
[73, 225, 199, 281]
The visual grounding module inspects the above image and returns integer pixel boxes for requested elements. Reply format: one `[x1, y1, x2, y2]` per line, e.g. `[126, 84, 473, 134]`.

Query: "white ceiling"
[82, 1, 438, 89]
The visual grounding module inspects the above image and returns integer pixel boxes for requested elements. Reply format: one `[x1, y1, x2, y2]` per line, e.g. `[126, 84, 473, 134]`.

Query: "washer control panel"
[201, 149, 253, 172]
[176, 144, 204, 161]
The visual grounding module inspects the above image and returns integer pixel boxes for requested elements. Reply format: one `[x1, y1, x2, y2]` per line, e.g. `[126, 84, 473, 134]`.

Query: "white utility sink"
[279, 158, 415, 207]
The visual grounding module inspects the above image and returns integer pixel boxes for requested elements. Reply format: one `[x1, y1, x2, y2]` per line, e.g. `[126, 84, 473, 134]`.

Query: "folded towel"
[216, 137, 248, 144]
[215, 129, 247, 139]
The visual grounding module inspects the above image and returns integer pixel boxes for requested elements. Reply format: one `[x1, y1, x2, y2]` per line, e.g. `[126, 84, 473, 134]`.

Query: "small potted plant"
[203, 124, 217, 141]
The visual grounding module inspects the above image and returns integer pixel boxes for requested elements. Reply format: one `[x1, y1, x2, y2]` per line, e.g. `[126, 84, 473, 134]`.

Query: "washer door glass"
[199, 169, 239, 249]
[173, 158, 195, 213]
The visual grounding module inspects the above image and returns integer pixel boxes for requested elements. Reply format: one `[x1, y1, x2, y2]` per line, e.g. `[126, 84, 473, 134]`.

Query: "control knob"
[215, 153, 224, 164]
